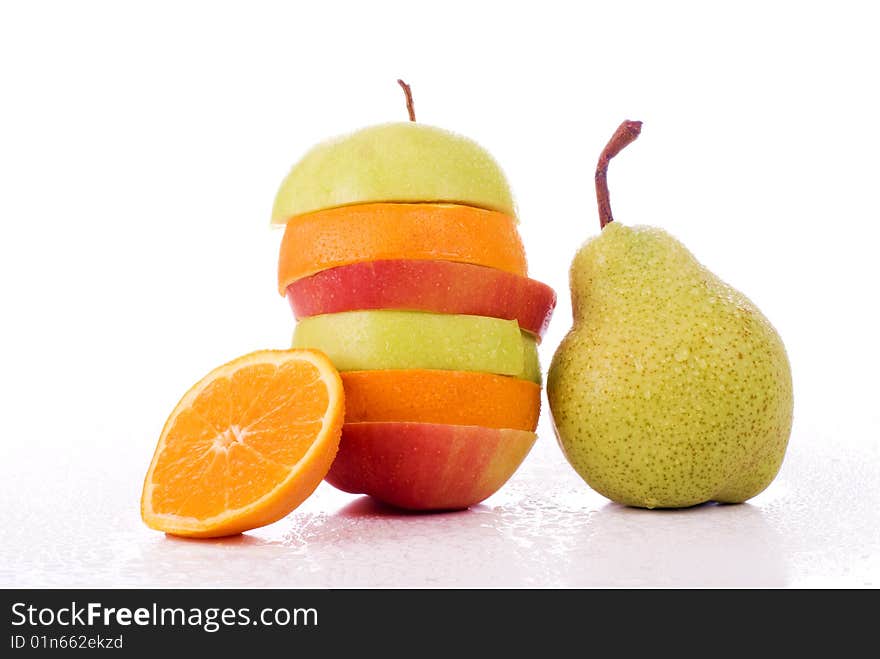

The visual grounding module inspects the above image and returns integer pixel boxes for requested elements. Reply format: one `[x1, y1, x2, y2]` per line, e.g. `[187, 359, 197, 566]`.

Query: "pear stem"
[596, 120, 642, 229]
[397, 79, 416, 122]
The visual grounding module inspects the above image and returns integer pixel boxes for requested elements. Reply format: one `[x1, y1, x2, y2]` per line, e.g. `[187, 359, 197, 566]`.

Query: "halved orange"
[277, 202, 527, 292]
[341, 370, 540, 431]
[141, 349, 344, 538]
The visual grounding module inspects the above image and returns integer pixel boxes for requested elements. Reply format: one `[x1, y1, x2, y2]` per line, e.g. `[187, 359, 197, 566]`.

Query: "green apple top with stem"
[271, 80, 516, 224]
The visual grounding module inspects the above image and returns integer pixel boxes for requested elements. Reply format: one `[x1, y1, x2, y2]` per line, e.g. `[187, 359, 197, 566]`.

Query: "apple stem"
[397, 79, 416, 122]
[596, 120, 642, 229]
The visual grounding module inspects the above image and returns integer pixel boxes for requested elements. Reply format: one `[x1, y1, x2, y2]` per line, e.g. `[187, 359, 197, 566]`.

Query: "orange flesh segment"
[141, 349, 344, 538]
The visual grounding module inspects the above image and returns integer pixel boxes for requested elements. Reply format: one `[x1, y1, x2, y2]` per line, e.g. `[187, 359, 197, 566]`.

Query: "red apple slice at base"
[287, 260, 557, 340]
[325, 422, 537, 511]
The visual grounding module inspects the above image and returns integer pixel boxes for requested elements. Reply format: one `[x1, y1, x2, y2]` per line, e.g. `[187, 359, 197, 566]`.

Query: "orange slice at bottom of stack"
[141, 349, 344, 538]
[341, 369, 540, 431]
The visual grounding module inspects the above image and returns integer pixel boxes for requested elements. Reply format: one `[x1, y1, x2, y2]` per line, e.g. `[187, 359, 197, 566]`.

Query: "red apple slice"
[325, 422, 537, 510]
[286, 260, 557, 340]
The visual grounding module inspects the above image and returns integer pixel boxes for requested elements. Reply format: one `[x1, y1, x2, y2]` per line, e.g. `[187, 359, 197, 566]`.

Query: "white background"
[1, 1, 878, 587]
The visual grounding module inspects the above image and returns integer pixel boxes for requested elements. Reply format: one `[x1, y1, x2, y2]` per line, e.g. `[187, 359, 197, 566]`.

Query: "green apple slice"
[271, 122, 516, 223]
[292, 310, 540, 383]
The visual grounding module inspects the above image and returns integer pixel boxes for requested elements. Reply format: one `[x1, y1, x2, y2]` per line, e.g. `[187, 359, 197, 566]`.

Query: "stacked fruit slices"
[274, 127, 555, 510]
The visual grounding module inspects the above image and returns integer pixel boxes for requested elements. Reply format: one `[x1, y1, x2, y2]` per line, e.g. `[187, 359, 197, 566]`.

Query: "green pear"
[547, 121, 793, 509]
[271, 82, 514, 223]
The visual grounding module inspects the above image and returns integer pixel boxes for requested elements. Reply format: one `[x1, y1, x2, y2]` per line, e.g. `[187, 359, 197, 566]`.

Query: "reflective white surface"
[2, 412, 876, 588]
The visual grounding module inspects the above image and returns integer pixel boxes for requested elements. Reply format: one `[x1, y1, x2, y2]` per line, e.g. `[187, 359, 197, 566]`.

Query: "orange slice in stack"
[341, 370, 540, 430]
[277, 203, 527, 290]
